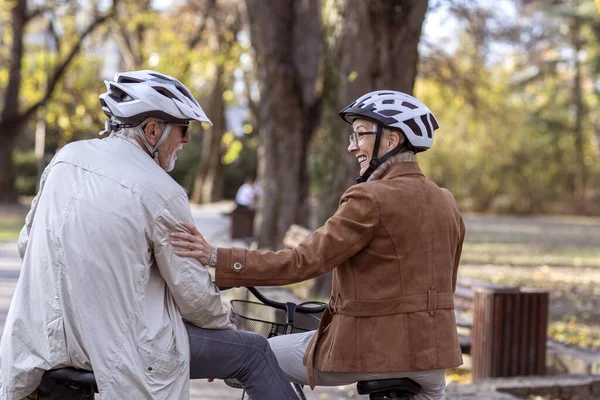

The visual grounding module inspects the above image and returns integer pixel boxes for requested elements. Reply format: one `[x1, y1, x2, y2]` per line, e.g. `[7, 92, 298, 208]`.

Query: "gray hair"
[109, 127, 138, 139]
[108, 117, 164, 140]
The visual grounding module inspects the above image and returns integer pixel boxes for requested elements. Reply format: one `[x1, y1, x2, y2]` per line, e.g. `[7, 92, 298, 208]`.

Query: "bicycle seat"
[45, 367, 97, 387]
[357, 378, 421, 399]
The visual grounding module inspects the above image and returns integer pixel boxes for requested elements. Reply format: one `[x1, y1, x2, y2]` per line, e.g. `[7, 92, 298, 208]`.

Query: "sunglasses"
[172, 123, 190, 137]
[348, 130, 376, 147]
[156, 121, 189, 137]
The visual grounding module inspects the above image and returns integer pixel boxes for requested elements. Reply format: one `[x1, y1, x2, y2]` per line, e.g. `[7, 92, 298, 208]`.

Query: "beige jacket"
[0, 136, 233, 400]
[216, 162, 465, 388]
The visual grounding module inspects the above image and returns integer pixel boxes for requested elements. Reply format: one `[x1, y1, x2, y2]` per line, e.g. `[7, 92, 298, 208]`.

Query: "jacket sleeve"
[18, 156, 59, 259]
[153, 193, 235, 330]
[216, 184, 380, 287]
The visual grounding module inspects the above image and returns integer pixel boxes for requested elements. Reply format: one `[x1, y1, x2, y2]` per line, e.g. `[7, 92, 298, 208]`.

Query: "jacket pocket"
[137, 342, 185, 387]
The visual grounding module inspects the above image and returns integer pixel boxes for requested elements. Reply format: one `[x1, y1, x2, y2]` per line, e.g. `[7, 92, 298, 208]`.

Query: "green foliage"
[416, 0, 600, 214]
[13, 150, 37, 196]
[222, 135, 258, 200]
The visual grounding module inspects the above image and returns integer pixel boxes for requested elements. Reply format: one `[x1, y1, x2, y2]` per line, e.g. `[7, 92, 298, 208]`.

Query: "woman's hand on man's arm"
[170, 221, 214, 266]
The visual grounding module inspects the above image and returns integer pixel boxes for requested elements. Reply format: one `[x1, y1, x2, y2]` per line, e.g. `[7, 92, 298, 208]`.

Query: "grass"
[459, 215, 600, 351]
[0, 215, 24, 242]
[461, 242, 600, 268]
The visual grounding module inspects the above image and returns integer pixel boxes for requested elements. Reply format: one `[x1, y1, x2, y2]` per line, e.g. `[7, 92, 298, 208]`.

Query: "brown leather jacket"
[216, 162, 465, 387]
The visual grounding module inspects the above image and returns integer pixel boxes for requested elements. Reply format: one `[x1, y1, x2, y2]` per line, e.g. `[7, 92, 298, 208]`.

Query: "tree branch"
[188, 0, 216, 50]
[25, 4, 53, 22]
[47, 18, 62, 53]
[18, 2, 118, 124]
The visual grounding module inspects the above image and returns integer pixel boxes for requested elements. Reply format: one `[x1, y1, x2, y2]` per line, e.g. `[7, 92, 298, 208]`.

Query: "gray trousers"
[185, 322, 297, 400]
[269, 331, 447, 400]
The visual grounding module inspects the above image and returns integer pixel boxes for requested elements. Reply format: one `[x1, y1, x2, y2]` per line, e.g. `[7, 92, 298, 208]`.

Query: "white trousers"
[268, 331, 446, 400]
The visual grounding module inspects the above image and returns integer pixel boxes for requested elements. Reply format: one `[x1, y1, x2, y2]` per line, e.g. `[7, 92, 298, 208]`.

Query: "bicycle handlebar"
[219, 286, 327, 314]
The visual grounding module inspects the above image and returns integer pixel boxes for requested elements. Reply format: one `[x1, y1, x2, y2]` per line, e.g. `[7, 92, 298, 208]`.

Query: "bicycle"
[36, 286, 422, 400]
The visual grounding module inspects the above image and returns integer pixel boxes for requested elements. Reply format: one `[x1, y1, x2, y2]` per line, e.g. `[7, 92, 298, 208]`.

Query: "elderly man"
[0, 70, 296, 400]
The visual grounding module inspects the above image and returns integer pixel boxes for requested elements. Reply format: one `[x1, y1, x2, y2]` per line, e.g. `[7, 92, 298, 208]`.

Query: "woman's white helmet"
[99, 70, 212, 131]
[339, 90, 439, 151]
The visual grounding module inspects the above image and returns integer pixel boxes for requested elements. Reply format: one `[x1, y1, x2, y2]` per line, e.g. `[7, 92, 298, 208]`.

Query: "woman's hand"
[170, 221, 213, 265]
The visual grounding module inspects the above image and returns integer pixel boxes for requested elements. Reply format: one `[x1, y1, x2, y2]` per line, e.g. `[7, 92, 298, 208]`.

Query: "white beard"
[162, 145, 182, 172]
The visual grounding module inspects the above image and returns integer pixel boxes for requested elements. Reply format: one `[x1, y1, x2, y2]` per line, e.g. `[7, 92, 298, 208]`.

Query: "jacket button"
[233, 262, 243, 271]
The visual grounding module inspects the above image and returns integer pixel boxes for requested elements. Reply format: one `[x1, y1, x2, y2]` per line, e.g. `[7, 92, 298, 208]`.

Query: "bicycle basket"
[229, 300, 321, 338]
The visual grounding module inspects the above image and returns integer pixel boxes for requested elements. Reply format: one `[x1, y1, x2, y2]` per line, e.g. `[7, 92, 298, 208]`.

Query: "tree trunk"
[0, 134, 18, 204]
[192, 63, 226, 204]
[319, 0, 428, 223]
[246, 0, 323, 249]
[0, 0, 27, 204]
[572, 17, 587, 209]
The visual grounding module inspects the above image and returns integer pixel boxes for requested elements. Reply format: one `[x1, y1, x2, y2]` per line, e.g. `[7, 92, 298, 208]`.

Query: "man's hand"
[170, 221, 213, 265]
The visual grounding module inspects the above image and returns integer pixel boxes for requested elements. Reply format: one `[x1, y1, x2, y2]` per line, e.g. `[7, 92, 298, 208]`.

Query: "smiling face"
[348, 118, 402, 176]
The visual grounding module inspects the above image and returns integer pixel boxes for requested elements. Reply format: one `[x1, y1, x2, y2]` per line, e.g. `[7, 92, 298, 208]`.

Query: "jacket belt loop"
[428, 286, 437, 316]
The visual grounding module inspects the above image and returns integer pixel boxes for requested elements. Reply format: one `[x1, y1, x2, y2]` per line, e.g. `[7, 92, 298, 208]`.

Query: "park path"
[0, 202, 358, 400]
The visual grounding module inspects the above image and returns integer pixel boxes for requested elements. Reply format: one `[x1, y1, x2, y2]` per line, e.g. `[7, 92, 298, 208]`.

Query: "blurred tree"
[191, 0, 242, 204]
[245, 0, 323, 249]
[414, 0, 600, 214]
[110, 0, 244, 203]
[510, 0, 599, 210]
[0, 0, 116, 204]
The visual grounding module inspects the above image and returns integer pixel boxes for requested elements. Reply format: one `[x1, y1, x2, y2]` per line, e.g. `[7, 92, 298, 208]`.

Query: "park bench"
[282, 224, 549, 382]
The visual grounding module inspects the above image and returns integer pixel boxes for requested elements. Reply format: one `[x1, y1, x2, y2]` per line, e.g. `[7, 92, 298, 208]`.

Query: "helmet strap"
[357, 124, 383, 183]
[356, 124, 406, 184]
[135, 120, 173, 163]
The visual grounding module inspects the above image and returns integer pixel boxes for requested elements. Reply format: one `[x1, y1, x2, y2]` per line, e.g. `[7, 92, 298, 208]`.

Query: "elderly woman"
[171, 90, 465, 400]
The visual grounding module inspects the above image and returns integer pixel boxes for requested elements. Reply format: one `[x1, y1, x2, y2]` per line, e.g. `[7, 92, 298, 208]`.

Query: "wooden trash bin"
[230, 206, 255, 239]
[471, 287, 549, 382]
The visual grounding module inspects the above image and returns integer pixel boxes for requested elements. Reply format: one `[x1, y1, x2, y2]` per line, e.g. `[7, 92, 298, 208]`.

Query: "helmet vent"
[421, 114, 433, 138]
[379, 109, 402, 116]
[118, 77, 143, 84]
[401, 101, 418, 110]
[382, 99, 395, 104]
[429, 113, 439, 130]
[149, 72, 175, 82]
[378, 92, 395, 96]
[108, 86, 134, 102]
[175, 85, 194, 102]
[405, 118, 423, 137]
[153, 87, 178, 100]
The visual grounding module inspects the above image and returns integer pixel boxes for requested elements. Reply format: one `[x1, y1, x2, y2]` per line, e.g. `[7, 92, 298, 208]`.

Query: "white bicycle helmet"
[339, 90, 440, 182]
[339, 90, 439, 150]
[99, 70, 212, 160]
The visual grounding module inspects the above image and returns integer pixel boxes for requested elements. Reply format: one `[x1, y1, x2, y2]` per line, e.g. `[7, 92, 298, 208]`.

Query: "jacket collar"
[378, 161, 424, 180]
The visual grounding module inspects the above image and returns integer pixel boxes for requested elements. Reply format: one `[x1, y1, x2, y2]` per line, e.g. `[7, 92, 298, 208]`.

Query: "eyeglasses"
[348, 130, 376, 147]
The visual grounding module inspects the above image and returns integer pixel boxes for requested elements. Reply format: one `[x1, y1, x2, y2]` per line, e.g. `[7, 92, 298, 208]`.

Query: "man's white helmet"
[99, 70, 212, 130]
[98, 70, 212, 164]
[339, 90, 439, 151]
